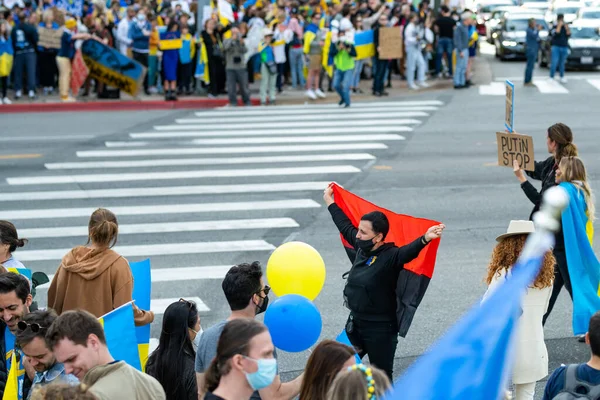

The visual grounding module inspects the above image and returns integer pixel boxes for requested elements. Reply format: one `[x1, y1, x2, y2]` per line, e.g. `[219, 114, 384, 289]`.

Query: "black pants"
[373, 58, 389, 94]
[346, 315, 398, 381]
[132, 51, 149, 93]
[208, 56, 226, 96]
[178, 62, 193, 92]
[39, 51, 57, 88]
[543, 248, 573, 325]
[0, 76, 7, 98]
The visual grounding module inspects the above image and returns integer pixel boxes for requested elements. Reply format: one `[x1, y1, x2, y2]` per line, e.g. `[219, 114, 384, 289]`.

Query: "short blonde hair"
[327, 364, 392, 400]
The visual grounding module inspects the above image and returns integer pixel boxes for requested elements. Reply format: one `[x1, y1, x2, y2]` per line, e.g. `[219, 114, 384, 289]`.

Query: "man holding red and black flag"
[323, 182, 445, 380]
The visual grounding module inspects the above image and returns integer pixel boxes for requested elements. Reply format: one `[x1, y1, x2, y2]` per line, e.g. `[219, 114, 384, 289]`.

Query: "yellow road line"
[373, 165, 393, 170]
[0, 154, 43, 160]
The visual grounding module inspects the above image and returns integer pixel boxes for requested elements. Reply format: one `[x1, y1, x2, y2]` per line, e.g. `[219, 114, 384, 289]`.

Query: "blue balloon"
[264, 294, 322, 353]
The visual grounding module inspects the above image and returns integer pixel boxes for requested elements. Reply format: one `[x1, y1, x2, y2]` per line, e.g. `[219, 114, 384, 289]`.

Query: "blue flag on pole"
[130, 259, 151, 372]
[386, 249, 549, 399]
[98, 302, 141, 371]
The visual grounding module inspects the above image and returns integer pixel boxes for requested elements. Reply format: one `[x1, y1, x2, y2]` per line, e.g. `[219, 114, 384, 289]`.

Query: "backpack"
[553, 364, 600, 399]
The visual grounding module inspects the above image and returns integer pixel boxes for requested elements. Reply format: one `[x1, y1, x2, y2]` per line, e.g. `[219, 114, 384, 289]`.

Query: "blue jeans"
[550, 45, 568, 78]
[436, 37, 453, 75]
[453, 49, 469, 86]
[333, 68, 353, 105]
[524, 49, 536, 83]
[352, 58, 365, 88]
[289, 47, 305, 88]
[13, 51, 36, 92]
[406, 46, 426, 86]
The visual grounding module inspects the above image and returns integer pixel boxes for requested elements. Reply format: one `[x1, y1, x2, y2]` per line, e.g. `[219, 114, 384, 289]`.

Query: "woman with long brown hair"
[327, 364, 392, 400]
[298, 340, 356, 400]
[483, 220, 555, 400]
[513, 122, 578, 327]
[47, 208, 153, 326]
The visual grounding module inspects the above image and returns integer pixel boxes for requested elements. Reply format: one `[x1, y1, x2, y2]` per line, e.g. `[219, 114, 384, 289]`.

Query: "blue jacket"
[526, 27, 540, 52]
[453, 22, 469, 51]
[128, 20, 151, 52]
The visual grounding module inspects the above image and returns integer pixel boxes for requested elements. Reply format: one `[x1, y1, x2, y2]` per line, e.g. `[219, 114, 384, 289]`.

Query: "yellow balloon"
[266, 242, 326, 301]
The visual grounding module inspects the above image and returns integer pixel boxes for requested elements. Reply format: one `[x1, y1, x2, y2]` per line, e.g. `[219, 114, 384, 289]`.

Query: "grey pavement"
[0, 43, 599, 400]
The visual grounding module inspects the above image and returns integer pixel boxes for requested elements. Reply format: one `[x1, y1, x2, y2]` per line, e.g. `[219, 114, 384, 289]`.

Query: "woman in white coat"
[483, 220, 555, 400]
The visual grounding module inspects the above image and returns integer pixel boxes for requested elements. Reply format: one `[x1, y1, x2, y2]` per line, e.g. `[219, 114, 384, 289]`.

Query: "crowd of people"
[0, 0, 484, 106]
[0, 123, 598, 400]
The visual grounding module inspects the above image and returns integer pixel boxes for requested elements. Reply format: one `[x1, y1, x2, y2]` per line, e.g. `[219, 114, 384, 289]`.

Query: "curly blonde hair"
[30, 383, 97, 400]
[486, 235, 555, 289]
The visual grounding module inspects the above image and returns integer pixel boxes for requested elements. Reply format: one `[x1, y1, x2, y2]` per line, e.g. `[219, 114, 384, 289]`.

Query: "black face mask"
[356, 236, 377, 253]
[255, 295, 269, 315]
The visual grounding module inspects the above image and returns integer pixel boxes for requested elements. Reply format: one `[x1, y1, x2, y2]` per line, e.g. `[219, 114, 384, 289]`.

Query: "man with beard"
[16, 310, 78, 398]
[0, 272, 34, 398]
[195, 262, 303, 400]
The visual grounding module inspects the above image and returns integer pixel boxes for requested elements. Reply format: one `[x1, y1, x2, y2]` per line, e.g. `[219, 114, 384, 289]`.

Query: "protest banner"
[496, 132, 534, 172]
[81, 39, 146, 97]
[71, 50, 89, 97]
[505, 80, 514, 132]
[56, 0, 83, 16]
[38, 27, 62, 49]
[378, 27, 402, 60]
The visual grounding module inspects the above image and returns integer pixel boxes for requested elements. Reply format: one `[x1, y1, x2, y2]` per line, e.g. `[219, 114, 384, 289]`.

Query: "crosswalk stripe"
[196, 105, 439, 118]
[176, 111, 429, 124]
[151, 124, 414, 134]
[39, 265, 233, 289]
[6, 165, 360, 185]
[154, 119, 422, 131]
[45, 154, 377, 170]
[587, 79, 600, 91]
[1, 199, 320, 220]
[533, 79, 569, 93]
[0, 181, 330, 202]
[152, 297, 210, 314]
[478, 82, 506, 95]
[76, 143, 389, 158]
[249, 100, 444, 108]
[16, 240, 276, 261]
[19, 218, 300, 238]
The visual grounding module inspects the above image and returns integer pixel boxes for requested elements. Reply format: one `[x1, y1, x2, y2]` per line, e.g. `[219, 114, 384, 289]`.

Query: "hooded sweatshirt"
[83, 361, 166, 400]
[47, 247, 153, 326]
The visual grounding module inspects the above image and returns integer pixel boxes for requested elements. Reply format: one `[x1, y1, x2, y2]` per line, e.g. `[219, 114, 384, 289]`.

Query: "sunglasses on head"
[17, 321, 46, 333]
[179, 298, 197, 309]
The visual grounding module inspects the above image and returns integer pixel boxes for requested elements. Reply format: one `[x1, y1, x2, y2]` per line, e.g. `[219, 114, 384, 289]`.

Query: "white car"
[579, 6, 600, 19]
[547, 2, 585, 22]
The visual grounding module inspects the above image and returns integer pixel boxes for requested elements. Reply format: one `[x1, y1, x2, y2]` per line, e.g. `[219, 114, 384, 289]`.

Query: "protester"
[433, 5, 454, 79]
[161, 20, 180, 101]
[0, 18, 12, 105]
[287, 5, 305, 90]
[350, 15, 364, 94]
[404, 12, 428, 90]
[16, 310, 79, 397]
[512, 123, 578, 328]
[542, 311, 600, 399]
[304, 12, 326, 100]
[223, 26, 251, 106]
[177, 21, 195, 95]
[298, 340, 355, 400]
[30, 383, 98, 400]
[330, 28, 356, 107]
[46, 310, 166, 400]
[258, 27, 277, 105]
[37, 10, 59, 95]
[11, 11, 38, 100]
[549, 13, 570, 83]
[129, 9, 151, 95]
[483, 220, 555, 400]
[47, 208, 154, 326]
[524, 18, 542, 87]
[323, 184, 445, 380]
[453, 11, 469, 89]
[56, 18, 92, 102]
[0, 220, 28, 269]
[201, 18, 229, 98]
[327, 364, 392, 400]
[146, 299, 200, 400]
[203, 319, 276, 400]
[372, 12, 389, 96]
[195, 262, 303, 399]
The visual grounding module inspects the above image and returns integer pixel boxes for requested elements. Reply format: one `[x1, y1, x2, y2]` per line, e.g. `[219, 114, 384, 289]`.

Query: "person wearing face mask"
[323, 185, 445, 380]
[195, 262, 303, 400]
[203, 319, 277, 400]
[128, 10, 151, 95]
[146, 299, 200, 400]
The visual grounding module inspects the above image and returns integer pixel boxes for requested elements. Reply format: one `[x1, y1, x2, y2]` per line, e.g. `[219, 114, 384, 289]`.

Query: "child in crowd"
[258, 27, 277, 105]
[178, 20, 195, 95]
[160, 20, 181, 101]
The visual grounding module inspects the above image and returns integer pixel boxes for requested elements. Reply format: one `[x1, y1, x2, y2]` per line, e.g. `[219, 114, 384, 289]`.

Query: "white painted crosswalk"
[479, 76, 600, 95]
[3, 100, 444, 340]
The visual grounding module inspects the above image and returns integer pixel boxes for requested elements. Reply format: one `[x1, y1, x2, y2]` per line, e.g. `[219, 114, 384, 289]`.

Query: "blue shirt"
[526, 27, 540, 52]
[57, 30, 75, 59]
[1, 256, 25, 270]
[28, 363, 79, 400]
[543, 364, 600, 400]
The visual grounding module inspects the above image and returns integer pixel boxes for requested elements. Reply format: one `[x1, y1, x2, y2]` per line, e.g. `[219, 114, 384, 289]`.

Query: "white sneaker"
[417, 81, 430, 88]
[306, 89, 317, 100]
[560, 77, 567, 84]
[408, 83, 419, 90]
[315, 88, 326, 98]
[15, 90, 22, 99]
[28, 90, 35, 98]
[2, 97, 12, 104]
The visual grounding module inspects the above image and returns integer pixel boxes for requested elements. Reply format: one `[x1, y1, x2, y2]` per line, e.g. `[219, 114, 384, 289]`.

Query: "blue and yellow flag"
[0, 38, 14, 78]
[3, 353, 19, 400]
[217, 0, 234, 39]
[560, 181, 600, 335]
[5, 268, 31, 281]
[322, 31, 334, 78]
[303, 23, 318, 54]
[354, 30, 375, 60]
[98, 302, 141, 371]
[159, 29, 182, 51]
[130, 259, 152, 372]
[195, 39, 210, 84]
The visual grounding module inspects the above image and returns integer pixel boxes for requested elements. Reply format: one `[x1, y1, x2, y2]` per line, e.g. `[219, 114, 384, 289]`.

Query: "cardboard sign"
[81, 39, 146, 97]
[505, 80, 514, 132]
[496, 132, 535, 172]
[38, 27, 62, 50]
[70, 50, 89, 96]
[378, 27, 402, 60]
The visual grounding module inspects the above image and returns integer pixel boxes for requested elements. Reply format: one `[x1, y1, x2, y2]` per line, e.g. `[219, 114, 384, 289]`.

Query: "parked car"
[539, 20, 600, 68]
[477, 0, 518, 34]
[495, 14, 550, 59]
[546, 2, 585, 23]
[579, 6, 600, 20]
[485, 6, 523, 42]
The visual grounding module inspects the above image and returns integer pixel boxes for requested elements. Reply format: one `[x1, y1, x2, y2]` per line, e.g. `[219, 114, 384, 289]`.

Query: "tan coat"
[47, 246, 153, 326]
[83, 361, 166, 400]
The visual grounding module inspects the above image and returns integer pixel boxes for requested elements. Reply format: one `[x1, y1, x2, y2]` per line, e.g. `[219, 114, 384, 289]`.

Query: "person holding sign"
[372, 12, 390, 96]
[511, 123, 578, 329]
[56, 19, 92, 102]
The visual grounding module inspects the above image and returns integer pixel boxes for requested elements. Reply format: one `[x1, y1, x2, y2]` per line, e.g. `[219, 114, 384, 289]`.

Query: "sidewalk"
[0, 77, 453, 113]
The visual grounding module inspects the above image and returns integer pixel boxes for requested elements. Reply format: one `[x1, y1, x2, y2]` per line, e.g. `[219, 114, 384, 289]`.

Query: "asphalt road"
[1, 45, 599, 399]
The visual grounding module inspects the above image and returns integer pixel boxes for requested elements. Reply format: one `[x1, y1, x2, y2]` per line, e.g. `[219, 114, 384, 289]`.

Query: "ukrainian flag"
[354, 30, 375, 60]
[0, 39, 14, 78]
[130, 259, 151, 372]
[2, 353, 18, 400]
[303, 23, 319, 55]
[3, 329, 24, 400]
[159, 29, 182, 51]
[218, 0, 234, 39]
[98, 302, 141, 371]
[195, 39, 210, 84]
[322, 31, 334, 78]
[5, 268, 31, 281]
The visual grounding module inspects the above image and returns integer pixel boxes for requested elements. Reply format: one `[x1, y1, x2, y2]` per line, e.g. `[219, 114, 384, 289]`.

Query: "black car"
[539, 21, 600, 69]
[495, 14, 550, 60]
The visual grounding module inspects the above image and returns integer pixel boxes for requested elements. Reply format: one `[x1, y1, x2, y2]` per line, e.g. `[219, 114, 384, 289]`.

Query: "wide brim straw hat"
[495, 220, 535, 242]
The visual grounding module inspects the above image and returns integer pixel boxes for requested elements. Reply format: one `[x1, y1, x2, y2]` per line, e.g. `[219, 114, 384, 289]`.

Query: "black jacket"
[328, 204, 430, 337]
[521, 156, 564, 250]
